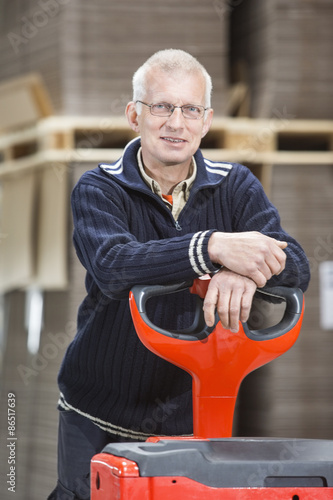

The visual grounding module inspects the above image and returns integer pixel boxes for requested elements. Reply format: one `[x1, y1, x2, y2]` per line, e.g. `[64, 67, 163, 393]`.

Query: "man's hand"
[203, 269, 257, 332]
[208, 231, 287, 288]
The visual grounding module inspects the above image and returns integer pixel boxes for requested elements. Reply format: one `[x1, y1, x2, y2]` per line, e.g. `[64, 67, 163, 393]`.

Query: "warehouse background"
[0, 1, 332, 498]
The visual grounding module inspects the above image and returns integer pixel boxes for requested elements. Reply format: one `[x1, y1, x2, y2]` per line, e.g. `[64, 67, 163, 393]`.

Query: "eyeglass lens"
[151, 103, 204, 119]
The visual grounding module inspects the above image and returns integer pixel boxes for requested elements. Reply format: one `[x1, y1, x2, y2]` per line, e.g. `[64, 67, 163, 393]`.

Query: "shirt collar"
[136, 147, 197, 202]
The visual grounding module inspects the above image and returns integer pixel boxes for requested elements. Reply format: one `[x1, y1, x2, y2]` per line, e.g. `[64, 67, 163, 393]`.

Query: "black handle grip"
[131, 281, 214, 341]
[132, 281, 193, 314]
[243, 286, 303, 340]
[130, 283, 303, 341]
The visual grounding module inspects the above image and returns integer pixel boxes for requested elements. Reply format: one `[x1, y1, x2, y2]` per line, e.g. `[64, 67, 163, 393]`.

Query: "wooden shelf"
[1, 115, 332, 195]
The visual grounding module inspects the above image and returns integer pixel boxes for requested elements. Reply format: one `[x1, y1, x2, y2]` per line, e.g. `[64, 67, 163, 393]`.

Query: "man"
[49, 49, 310, 499]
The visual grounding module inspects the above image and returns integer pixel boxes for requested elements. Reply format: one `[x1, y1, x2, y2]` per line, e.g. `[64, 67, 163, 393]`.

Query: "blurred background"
[0, 0, 332, 498]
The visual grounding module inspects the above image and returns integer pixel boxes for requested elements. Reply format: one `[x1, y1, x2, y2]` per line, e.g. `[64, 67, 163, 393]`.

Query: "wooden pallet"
[0, 116, 333, 193]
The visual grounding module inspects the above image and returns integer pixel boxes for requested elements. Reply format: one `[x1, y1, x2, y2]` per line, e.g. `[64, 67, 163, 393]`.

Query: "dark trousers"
[48, 409, 138, 500]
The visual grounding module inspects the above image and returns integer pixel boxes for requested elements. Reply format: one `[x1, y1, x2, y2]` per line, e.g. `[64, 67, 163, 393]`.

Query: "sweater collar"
[99, 136, 233, 191]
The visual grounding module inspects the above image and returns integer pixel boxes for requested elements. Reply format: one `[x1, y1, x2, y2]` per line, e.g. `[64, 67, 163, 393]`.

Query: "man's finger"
[216, 289, 232, 331]
[240, 289, 254, 324]
[228, 289, 242, 332]
[276, 240, 288, 249]
[267, 244, 287, 274]
[203, 287, 218, 327]
[248, 268, 267, 288]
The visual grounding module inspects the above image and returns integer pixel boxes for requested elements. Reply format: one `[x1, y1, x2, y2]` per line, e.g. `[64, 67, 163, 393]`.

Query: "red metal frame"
[91, 452, 333, 500]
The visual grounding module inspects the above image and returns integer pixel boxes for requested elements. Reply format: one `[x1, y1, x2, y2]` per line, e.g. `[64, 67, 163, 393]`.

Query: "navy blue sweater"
[58, 137, 310, 440]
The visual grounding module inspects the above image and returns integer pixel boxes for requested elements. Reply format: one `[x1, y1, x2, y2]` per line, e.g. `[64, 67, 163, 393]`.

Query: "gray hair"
[132, 49, 212, 111]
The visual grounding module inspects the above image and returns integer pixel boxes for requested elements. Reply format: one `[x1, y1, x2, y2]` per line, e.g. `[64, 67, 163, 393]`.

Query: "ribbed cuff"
[188, 229, 219, 276]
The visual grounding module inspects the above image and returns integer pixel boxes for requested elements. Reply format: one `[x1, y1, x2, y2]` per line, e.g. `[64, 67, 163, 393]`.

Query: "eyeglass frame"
[136, 100, 210, 120]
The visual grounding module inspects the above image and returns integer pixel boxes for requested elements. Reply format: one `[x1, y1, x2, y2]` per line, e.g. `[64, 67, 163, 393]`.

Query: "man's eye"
[155, 103, 171, 110]
[186, 106, 201, 114]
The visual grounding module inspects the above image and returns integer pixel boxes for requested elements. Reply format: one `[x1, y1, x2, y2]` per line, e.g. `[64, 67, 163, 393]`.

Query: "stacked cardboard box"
[1, 1, 63, 110]
[267, 163, 333, 438]
[0, 0, 229, 117]
[230, 0, 333, 119]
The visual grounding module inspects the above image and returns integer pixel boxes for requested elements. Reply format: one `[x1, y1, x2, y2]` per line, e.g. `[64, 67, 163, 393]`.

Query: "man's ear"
[126, 102, 140, 133]
[201, 108, 214, 139]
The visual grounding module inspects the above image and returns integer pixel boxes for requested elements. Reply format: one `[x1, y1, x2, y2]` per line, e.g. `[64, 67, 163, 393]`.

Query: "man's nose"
[166, 107, 185, 128]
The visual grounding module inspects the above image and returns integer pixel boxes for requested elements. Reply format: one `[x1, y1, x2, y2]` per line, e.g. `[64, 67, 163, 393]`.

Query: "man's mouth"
[161, 137, 186, 143]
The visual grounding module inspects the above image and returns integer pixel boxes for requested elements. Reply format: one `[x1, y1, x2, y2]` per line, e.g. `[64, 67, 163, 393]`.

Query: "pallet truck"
[91, 278, 333, 499]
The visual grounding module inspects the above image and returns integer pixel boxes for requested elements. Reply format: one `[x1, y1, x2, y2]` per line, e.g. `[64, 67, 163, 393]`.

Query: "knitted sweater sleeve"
[229, 165, 310, 292]
[71, 180, 218, 299]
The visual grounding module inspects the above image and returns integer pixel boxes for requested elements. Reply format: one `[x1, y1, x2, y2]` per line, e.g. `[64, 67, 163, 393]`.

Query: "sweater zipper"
[130, 184, 183, 231]
[174, 220, 182, 231]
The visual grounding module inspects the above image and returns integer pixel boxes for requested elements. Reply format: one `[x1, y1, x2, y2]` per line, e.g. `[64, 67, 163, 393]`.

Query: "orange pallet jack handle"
[129, 279, 304, 439]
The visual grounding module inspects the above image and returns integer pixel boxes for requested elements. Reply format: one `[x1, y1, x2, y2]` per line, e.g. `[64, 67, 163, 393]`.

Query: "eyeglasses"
[136, 101, 209, 120]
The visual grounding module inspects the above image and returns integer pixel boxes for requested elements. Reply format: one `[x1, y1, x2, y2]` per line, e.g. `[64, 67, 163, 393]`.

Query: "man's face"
[127, 68, 213, 172]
